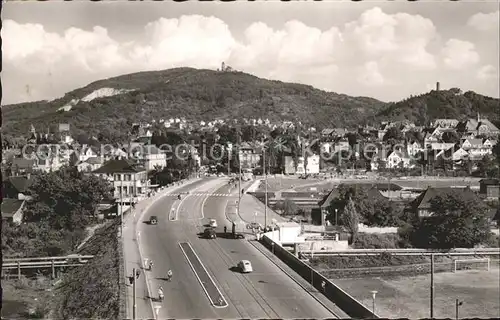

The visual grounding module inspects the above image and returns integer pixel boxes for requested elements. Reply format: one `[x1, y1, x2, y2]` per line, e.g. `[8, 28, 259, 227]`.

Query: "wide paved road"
[139, 177, 338, 318]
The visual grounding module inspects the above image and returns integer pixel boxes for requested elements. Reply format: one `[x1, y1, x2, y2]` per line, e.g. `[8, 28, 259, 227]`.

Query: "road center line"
[178, 242, 228, 309]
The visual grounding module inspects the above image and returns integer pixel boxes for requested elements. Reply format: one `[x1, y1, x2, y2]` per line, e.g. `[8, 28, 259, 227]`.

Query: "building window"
[115, 174, 121, 181]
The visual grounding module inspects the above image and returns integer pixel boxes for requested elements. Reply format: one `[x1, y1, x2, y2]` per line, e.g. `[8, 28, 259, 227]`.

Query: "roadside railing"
[2, 255, 94, 279]
[299, 248, 500, 256]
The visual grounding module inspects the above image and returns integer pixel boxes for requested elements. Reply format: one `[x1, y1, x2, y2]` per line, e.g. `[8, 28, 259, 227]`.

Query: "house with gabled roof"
[77, 157, 104, 172]
[407, 140, 423, 157]
[1, 198, 25, 225]
[10, 158, 35, 176]
[408, 187, 479, 218]
[482, 138, 497, 149]
[457, 115, 500, 136]
[3, 175, 33, 200]
[462, 138, 490, 157]
[386, 150, 412, 169]
[78, 144, 100, 162]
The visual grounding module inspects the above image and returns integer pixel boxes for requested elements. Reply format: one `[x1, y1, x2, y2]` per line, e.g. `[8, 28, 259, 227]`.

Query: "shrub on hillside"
[483, 234, 500, 248]
[353, 233, 401, 249]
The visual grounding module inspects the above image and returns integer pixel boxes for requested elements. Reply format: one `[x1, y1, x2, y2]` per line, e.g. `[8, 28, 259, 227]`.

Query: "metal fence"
[2, 255, 94, 279]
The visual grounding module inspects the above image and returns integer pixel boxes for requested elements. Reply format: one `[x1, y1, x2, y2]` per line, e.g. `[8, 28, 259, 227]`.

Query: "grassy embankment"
[1, 219, 124, 319]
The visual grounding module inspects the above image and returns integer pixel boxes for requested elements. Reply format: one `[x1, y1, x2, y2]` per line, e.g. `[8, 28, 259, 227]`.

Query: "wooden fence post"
[51, 260, 56, 279]
[17, 261, 21, 279]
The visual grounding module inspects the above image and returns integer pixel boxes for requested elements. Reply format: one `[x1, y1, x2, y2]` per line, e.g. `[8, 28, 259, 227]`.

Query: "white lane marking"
[134, 178, 202, 317]
[175, 183, 215, 221]
[178, 242, 228, 309]
[200, 182, 230, 220]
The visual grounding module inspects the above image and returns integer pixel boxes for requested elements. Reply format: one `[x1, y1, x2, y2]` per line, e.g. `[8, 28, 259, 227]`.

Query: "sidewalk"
[122, 178, 201, 319]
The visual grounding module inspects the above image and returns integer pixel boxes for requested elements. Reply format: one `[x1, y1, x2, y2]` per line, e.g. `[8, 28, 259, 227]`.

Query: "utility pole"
[455, 299, 463, 320]
[228, 147, 231, 176]
[263, 141, 268, 228]
[430, 253, 435, 319]
[132, 268, 137, 320]
[238, 144, 242, 219]
[120, 176, 124, 236]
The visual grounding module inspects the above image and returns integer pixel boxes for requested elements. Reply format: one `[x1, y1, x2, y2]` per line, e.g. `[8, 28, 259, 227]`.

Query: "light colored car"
[209, 219, 218, 228]
[238, 260, 253, 273]
[246, 222, 262, 230]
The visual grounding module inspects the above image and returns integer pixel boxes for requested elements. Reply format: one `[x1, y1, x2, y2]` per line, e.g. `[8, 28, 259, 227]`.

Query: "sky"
[2, 1, 499, 105]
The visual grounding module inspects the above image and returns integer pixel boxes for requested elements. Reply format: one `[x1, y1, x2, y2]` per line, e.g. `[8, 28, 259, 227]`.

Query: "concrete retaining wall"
[260, 235, 378, 319]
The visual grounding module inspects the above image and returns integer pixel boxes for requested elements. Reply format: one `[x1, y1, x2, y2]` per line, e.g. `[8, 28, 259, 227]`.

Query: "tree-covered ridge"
[374, 88, 500, 126]
[2, 68, 385, 138]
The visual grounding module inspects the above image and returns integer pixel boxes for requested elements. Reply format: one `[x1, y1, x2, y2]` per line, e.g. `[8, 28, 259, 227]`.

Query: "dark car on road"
[204, 228, 217, 239]
[149, 215, 158, 225]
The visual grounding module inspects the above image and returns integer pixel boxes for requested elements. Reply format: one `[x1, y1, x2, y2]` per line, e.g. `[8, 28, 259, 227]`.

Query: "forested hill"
[2, 68, 385, 139]
[372, 88, 500, 126]
[3, 69, 498, 142]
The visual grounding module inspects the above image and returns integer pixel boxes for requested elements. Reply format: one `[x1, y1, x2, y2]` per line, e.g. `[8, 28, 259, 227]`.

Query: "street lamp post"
[227, 143, 232, 177]
[430, 253, 435, 318]
[335, 208, 338, 226]
[370, 290, 378, 317]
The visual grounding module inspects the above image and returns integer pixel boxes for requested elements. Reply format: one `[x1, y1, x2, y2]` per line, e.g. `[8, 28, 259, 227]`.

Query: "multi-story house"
[128, 144, 167, 171]
[90, 159, 152, 203]
[407, 141, 423, 157]
[284, 154, 320, 175]
[238, 142, 261, 169]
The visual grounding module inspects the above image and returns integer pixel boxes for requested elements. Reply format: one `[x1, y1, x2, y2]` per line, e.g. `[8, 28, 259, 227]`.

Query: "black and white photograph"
[1, 1, 499, 319]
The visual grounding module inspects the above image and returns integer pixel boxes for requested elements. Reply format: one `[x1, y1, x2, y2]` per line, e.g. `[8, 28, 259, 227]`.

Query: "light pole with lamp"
[335, 208, 338, 226]
[262, 139, 268, 229]
[370, 290, 378, 317]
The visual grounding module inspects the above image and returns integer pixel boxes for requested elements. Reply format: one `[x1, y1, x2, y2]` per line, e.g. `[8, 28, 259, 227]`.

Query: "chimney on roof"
[436, 82, 440, 91]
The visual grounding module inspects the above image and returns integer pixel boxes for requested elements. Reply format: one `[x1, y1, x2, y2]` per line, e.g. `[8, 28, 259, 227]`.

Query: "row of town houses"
[3, 114, 499, 178]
